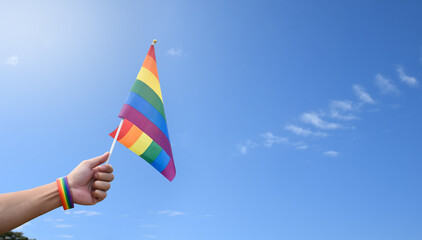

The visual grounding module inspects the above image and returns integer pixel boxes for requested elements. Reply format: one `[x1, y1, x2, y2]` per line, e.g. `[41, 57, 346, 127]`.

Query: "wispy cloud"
[261, 132, 288, 147]
[324, 151, 339, 157]
[353, 85, 375, 104]
[374, 74, 400, 95]
[141, 224, 157, 228]
[166, 48, 183, 56]
[330, 100, 354, 111]
[157, 210, 185, 217]
[57, 235, 74, 239]
[301, 112, 342, 129]
[55, 224, 73, 228]
[142, 235, 158, 239]
[285, 125, 327, 137]
[330, 100, 358, 121]
[44, 218, 64, 223]
[65, 210, 101, 217]
[292, 142, 308, 150]
[396, 66, 418, 86]
[3, 55, 18, 66]
[237, 140, 257, 155]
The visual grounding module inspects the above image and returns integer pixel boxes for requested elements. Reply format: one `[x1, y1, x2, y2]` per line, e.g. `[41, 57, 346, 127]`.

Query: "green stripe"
[131, 80, 166, 120]
[141, 141, 162, 163]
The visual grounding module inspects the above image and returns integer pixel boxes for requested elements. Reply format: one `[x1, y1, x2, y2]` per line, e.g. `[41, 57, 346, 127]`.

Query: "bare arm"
[0, 152, 114, 233]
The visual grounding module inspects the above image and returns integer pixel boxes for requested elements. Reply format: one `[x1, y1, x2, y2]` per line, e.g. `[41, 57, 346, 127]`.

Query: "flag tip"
[152, 39, 158, 45]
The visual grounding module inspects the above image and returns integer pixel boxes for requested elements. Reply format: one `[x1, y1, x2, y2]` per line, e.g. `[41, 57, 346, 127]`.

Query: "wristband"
[56, 176, 74, 210]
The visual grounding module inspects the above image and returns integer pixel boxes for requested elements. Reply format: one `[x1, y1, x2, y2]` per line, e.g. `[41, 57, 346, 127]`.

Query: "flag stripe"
[142, 55, 159, 80]
[109, 121, 172, 173]
[137, 67, 163, 101]
[129, 132, 153, 156]
[151, 149, 171, 172]
[147, 45, 156, 62]
[141, 141, 162, 163]
[119, 124, 143, 148]
[109, 119, 133, 140]
[124, 92, 169, 138]
[161, 157, 176, 181]
[119, 104, 173, 159]
[131, 80, 166, 119]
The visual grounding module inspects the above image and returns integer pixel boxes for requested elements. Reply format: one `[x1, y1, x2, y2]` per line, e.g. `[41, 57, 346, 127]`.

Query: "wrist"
[56, 176, 74, 210]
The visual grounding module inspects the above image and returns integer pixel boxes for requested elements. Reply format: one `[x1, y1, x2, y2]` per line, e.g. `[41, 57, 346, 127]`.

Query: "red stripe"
[147, 45, 156, 62]
[109, 119, 133, 140]
[119, 104, 173, 159]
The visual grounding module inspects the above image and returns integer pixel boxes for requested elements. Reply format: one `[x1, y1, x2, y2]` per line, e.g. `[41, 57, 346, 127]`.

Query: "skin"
[0, 152, 114, 234]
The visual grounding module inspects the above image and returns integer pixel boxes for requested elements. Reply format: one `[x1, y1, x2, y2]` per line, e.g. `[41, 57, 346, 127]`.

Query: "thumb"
[84, 152, 110, 169]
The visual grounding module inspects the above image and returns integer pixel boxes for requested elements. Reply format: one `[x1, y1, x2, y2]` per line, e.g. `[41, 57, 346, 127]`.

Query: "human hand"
[67, 152, 114, 205]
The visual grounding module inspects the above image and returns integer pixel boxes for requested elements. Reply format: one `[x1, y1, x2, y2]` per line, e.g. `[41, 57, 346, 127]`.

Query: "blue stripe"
[151, 149, 171, 172]
[124, 92, 169, 138]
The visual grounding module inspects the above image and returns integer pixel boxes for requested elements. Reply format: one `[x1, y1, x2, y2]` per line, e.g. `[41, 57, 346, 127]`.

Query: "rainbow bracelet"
[56, 176, 74, 210]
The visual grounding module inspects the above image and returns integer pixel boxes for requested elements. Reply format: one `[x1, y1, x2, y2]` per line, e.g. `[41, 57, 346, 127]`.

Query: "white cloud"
[237, 140, 257, 155]
[55, 224, 73, 228]
[57, 235, 74, 239]
[329, 100, 358, 121]
[330, 111, 358, 121]
[66, 210, 101, 217]
[353, 85, 375, 104]
[261, 132, 288, 147]
[397, 66, 418, 86]
[166, 48, 183, 56]
[141, 224, 157, 228]
[296, 145, 308, 150]
[292, 142, 309, 150]
[3, 55, 18, 66]
[44, 218, 64, 222]
[374, 74, 400, 95]
[330, 100, 354, 111]
[285, 125, 327, 137]
[301, 112, 342, 129]
[157, 210, 185, 217]
[324, 151, 339, 157]
[142, 235, 158, 239]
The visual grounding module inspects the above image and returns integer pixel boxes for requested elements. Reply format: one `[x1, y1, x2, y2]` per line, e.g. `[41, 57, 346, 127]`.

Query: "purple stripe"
[63, 176, 74, 208]
[161, 158, 176, 181]
[119, 104, 173, 159]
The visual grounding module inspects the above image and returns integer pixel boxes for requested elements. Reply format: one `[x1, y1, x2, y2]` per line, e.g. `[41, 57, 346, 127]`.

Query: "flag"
[110, 41, 176, 181]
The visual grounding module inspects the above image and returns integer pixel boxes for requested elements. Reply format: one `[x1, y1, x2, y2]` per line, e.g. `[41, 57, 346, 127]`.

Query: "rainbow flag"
[110, 41, 175, 181]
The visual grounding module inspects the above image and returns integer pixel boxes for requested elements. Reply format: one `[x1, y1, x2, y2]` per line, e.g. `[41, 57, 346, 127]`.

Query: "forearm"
[0, 182, 61, 233]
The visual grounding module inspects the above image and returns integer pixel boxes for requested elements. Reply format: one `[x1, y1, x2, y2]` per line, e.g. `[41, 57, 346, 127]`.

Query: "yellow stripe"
[136, 67, 163, 101]
[129, 132, 153, 156]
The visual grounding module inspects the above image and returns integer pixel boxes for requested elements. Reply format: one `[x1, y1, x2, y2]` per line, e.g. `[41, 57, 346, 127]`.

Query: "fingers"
[92, 189, 107, 202]
[92, 181, 111, 191]
[94, 164, 113, 173]
[94, 171, 114, 182]
[83, 152, 110, 169]
[89, 154, 114, 204]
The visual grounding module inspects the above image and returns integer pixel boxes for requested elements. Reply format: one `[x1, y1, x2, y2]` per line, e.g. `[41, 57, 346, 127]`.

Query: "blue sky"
[1, 0, 422, 239]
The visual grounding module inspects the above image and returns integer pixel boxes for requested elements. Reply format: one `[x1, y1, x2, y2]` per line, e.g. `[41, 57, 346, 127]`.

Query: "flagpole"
[106, 118, 124, 165]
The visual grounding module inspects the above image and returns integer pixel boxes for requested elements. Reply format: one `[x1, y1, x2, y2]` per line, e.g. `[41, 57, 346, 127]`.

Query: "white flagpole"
[106, 118, 124, 165]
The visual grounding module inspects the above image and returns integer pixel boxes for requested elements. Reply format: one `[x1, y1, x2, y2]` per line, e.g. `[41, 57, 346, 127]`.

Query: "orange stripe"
[142, 55, 159, 81]
[56, 179, 67, 209]
[119, 125, 143, 148]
